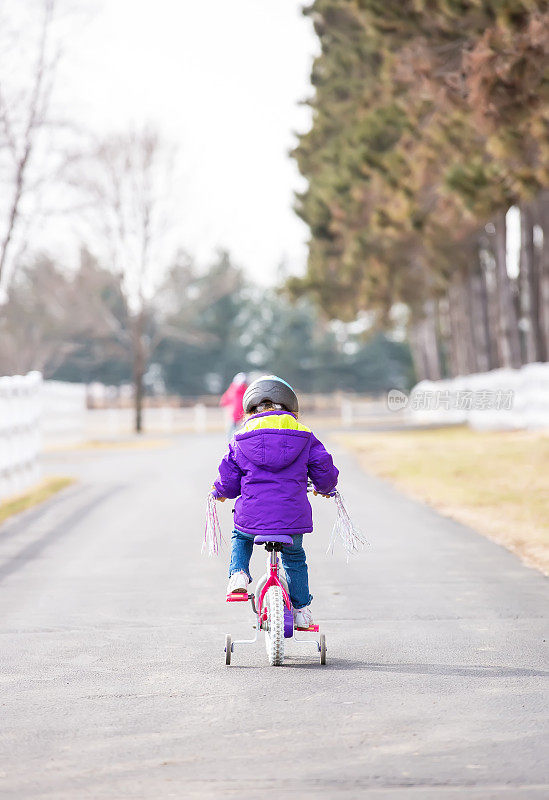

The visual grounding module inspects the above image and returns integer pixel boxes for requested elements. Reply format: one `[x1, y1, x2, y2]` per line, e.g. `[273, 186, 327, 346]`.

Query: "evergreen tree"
[293, 0, 549, 377]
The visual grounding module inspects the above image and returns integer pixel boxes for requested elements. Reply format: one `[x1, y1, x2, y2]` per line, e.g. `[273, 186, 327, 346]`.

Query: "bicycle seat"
[254, 534, 294, 545]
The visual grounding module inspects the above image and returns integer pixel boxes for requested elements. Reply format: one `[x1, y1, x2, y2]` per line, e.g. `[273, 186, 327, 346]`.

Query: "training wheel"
[225, 634, 232, 665]
[319, 633, 326, 665]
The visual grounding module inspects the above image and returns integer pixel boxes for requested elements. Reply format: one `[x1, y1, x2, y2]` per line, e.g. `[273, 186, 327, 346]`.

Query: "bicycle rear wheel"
[264, 586, 285, 666]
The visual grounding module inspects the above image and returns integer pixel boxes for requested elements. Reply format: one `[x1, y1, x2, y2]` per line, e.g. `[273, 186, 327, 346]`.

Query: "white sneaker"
[227, 571, 249, 594]
[294, 606, 314, 629]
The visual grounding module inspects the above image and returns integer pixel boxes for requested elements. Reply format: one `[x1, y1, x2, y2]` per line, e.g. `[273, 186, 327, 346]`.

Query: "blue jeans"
[228, 529, 313, 610]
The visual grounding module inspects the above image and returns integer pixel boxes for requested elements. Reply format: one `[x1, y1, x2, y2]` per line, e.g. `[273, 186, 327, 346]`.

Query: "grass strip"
[45, 437, 172, 453]
[0, 476, 76, 526]
[335, 426, 549, 575]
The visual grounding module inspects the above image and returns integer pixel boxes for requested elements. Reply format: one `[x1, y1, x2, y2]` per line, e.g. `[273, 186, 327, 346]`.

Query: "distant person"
[220, 373, 248, 437]
[211, 375, 339, 630]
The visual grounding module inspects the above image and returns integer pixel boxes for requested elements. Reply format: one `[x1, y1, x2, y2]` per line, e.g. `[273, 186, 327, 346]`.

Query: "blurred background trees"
[0, 247, 413, 395]
[0, 249, 130, 380]
[291, 0, 549, 381]
[1, 0, 547, 422]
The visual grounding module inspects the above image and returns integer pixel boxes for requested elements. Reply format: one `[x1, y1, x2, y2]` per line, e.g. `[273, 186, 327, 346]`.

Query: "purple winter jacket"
[212, 409, 339, 536]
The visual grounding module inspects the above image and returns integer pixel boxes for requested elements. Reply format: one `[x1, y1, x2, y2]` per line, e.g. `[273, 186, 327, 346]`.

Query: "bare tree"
[0, 256, 75, 374]
[74, 129, 178, 432]
[0, 249, 130, 377]
[0, 0, 65, 298]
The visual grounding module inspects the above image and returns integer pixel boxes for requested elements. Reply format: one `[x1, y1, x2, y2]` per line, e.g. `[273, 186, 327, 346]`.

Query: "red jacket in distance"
[220, 380, 247, 422]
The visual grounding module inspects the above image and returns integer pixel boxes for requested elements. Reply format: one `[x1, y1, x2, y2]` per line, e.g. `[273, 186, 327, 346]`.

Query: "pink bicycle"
[225, 533, 326, 667]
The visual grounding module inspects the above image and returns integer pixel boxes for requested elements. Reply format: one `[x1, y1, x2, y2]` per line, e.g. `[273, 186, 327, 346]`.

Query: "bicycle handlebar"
[307, 478, 337, 497]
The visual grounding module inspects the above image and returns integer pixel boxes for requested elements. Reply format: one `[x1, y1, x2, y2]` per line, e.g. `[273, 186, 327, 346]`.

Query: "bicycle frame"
[226, 543, 324, 664]
[256, 548, 292, 618]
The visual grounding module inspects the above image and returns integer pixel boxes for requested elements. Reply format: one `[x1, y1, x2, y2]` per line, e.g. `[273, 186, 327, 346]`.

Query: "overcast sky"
[57, 0, 318, 284]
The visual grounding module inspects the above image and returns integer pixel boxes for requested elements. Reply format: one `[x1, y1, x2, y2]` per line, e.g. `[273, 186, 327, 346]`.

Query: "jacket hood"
[234, 410, 311, 473]
[236, 429, 309, 472]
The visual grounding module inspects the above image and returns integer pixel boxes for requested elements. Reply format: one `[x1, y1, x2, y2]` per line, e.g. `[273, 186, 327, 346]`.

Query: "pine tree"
[293, 0, 549, 377]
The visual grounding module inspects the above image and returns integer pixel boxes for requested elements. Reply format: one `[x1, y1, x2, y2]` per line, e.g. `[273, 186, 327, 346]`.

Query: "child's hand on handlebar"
[313, 490, 332, 498]
[212, 485, 227, 502]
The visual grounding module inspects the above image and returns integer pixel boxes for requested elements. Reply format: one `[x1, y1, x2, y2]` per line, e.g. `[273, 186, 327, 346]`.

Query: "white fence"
[42, 380, 88, 445]
[409, 362, 549, 430]
[0, 374, 89, 503]
[84, 404, 227, 436]
[340, 397, 395, 427]
[0, 371, 42, 502]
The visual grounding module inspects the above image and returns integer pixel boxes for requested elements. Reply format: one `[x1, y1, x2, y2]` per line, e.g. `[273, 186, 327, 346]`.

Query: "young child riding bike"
[212, 375, 339, 629]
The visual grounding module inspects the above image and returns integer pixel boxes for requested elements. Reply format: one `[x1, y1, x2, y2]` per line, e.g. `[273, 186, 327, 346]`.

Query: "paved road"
[1, 433, 547, 799]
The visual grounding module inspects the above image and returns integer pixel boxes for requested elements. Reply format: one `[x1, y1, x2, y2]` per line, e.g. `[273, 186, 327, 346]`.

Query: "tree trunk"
[409, 301, 441, 381]
[132, 311, 146, 434]
[468, 262, 490, 373]
[480, 260, 495, 370]
[448, 274, 477, 375]
[480, 246, 500, 369]
[519, 203, 539, 363]
[447, 283, 461, 376]
[493, 212, 521, 368]
[435, 297, 451, 378]
[408, 325, 428, 382]
[535, 191, 549, 362]
[439, 291, 456, 377]
[422, 299, 442, 380]
[460, 271, 478, 373]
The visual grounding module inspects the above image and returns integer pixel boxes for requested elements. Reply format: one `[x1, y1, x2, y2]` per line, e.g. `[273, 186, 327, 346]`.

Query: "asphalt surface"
[1, 432, 548, 799]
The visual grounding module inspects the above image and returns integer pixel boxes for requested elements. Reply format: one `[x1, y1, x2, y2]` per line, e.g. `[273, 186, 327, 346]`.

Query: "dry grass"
[77, 437, 171, 450]
[46, 437, 172, 453]
[0, 476, 76, 527]
[335, 426, 549, 575]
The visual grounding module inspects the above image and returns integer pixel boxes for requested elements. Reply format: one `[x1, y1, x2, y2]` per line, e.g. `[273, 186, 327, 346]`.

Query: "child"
[219, 372, 248, 438]
[212, 375, 339, 629]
